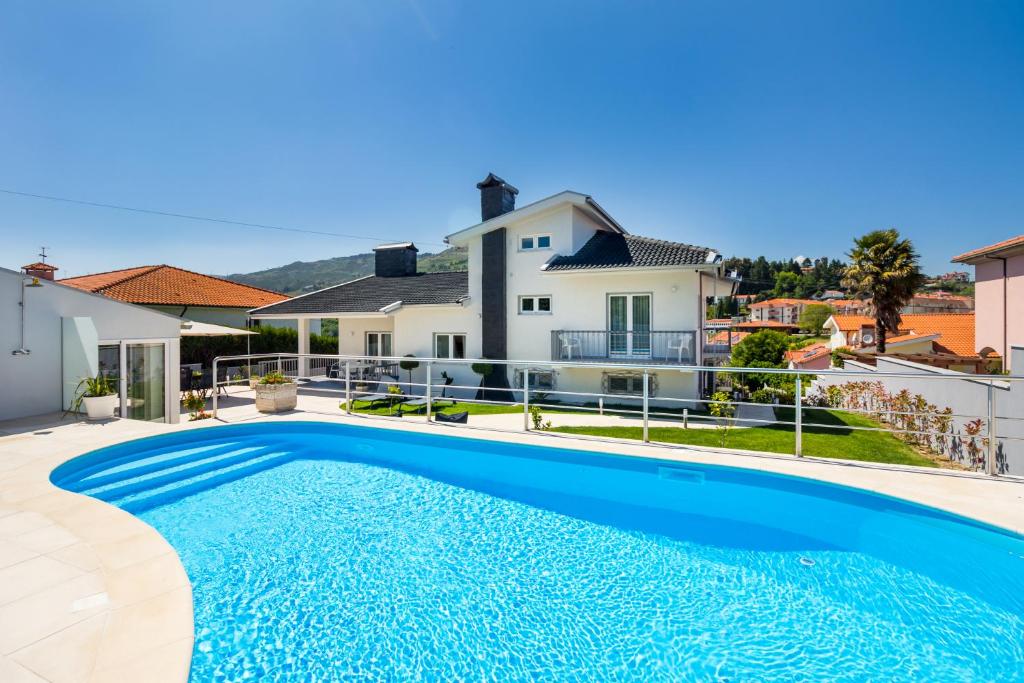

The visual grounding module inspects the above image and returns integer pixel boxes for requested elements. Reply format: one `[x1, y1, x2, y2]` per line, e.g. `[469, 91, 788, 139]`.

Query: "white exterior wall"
[813, 352, 1024, 475]
[336, 317, 395, 355]
[0, 269, 181, 422]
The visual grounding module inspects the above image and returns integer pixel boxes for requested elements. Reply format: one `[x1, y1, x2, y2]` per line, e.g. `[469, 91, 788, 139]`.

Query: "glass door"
[607, 294, 651, 357]
[609, 295, 628, 355]
[98, 344, 122, 418]
[126, 343, 166, 422]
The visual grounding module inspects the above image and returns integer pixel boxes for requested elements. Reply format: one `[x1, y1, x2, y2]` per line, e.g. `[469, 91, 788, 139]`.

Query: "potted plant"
[71, 374, 117, 420]
[254, 371, 297, 413]
[181, 388, 211, 421]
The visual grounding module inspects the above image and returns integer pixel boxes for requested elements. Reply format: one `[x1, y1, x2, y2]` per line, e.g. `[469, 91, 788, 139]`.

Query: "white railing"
[212, 353, 1024, 478]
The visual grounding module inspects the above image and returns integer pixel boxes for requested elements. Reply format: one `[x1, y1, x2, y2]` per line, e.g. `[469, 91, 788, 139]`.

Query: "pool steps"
[58, 437, 298, 514]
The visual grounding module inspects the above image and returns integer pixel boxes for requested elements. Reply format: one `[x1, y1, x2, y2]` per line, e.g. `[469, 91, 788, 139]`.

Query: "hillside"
[226, 247, 468, 295]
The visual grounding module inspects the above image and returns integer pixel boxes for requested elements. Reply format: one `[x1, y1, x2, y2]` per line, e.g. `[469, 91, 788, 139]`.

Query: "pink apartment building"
[952, 235, 1024, 371]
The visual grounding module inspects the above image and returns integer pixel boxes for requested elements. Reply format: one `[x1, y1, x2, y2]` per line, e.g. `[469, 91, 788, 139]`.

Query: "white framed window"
[519, 234, 552, 251]
[518, 295, 552, 314]
[434, 333, 467, 359]
[514, 368, 556, 391]
[365, 331, 392, 357]
[602, 372, 658, 397]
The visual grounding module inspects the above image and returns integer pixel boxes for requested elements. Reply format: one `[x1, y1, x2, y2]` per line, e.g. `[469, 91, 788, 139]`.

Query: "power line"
[0, 187, 450, 249]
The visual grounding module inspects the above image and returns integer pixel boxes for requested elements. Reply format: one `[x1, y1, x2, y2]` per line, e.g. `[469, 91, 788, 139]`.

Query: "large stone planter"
[254, 382, 297, 413]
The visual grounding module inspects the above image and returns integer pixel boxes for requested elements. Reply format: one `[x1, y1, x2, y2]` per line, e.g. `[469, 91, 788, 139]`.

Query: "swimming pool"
[52, 422, 1024, 681]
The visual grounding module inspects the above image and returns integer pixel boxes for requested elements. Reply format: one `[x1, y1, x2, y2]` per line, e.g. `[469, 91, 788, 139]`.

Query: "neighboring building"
[952, 235, 1024, 371]
[823, 313, 979, 370]
[59, 264, 294, 330]
[785, 342, 831, 371]
[748, 298, 817, 325]
[936, 271, 970, 282]
[2, 265, 182, 423]
[902, 292, 974, 315]
[831, 299, 867, 315]
[732, 320, 800, 333]
[818, 289, 845, 300]
[250, 174, 736, 403]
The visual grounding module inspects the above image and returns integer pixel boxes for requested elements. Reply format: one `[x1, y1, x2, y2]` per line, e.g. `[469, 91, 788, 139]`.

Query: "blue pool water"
[52, 422, 1024, 681]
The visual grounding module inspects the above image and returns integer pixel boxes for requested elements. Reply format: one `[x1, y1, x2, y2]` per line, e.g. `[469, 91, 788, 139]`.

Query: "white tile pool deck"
[1, 394, 1023, 682]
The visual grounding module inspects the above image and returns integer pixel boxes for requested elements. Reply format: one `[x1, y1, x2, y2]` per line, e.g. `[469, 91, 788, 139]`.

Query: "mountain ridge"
[226, 247, 468, 295]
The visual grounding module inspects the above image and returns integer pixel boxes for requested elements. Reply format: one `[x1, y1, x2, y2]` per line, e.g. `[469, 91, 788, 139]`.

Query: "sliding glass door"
[608, 294, 652, 357]
[98, 344, 122, 418]
[125, 343, 166, 422]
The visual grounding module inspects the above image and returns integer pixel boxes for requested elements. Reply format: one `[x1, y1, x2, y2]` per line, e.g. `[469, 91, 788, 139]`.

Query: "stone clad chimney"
[476, 173, 518, 222]
[373, 243, 418, 277]
[22, 262, 58, 281]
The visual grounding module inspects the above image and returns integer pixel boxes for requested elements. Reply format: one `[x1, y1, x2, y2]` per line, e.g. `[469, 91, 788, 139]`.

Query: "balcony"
[550, 330, 697, 365]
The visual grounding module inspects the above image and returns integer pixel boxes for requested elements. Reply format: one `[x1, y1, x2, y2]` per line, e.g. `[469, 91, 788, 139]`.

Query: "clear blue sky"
[2, 1, 1022, 278]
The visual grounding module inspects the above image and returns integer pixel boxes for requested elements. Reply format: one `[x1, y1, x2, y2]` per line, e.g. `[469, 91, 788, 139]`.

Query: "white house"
[1, 265, 182, 423]
[250, 174, 736, 405]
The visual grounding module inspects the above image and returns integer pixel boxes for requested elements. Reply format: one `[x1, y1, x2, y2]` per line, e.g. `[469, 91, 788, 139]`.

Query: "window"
[365, 332, 392, 357]
[434, 333, 467, 359]
[519, 295, 552, 314]
[602, 372, 658, 397]
[515, 368, 555, 391]
[520, 234, 552, 251]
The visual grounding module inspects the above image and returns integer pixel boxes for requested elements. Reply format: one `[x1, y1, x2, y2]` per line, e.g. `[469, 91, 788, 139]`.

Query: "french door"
[98, 340, 169, 422]
[365, 332, 393, 358]
[608, 294, 651, 357]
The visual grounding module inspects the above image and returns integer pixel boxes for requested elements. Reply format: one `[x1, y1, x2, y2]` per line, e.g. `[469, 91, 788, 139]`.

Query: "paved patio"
[1, 394, 1022, 681]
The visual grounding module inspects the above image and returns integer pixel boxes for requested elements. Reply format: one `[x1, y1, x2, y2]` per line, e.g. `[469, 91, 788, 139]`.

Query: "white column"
[337, 318, 344, 354]
[298, 318, 310, 377]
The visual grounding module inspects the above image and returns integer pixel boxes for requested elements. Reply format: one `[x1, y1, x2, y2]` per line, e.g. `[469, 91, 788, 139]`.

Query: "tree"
[399, 355, 419, 394]
[773, 271, 801, 297]
[730, 330, 789, 367]
[842, 229, 924, 353]
[799, 303, 834, 334]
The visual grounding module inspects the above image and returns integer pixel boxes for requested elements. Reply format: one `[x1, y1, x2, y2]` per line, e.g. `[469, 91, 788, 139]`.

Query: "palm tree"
[842, 229, 924, 353]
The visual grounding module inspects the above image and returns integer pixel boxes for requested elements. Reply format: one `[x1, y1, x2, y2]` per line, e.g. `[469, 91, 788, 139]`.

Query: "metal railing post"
[344, 360, 352, 414]
[642, 369, 650, 443]
[523, 367, 530, 431]
[795, 376, 803, 457]
[426, 361, 433, 421]
[212, 357, 218, 418]
[987, 382, 998, 476]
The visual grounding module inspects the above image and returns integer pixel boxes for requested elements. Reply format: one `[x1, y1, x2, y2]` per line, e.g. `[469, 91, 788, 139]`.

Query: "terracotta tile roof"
[748, 298, 817, 309]
[830, 313, 976, 356]
[707, 330, 750, 345]
[785, 343, 830, 364]
[733, 320, 799, 330]
[22, 262, 57, 271]
[60, 265, 287, 308]
[952, 235, 1024, 263]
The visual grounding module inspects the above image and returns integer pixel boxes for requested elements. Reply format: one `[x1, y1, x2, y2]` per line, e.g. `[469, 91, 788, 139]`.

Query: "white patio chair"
[559, 333, 582, 360]
[667, 336, 688, 363]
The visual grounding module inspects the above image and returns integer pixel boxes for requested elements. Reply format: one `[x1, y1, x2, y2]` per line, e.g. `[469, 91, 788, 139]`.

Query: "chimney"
[22, 262, 58, 281]
[476, 173, 518, 222]
[373, 243, 418, 277]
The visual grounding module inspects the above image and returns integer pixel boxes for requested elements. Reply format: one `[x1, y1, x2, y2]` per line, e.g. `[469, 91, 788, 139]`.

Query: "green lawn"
[345, 399, 523, 417]
[551, 408, 938, 468]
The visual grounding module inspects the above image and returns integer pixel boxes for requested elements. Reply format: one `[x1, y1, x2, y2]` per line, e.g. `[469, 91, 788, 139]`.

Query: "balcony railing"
[551, 330, 697, 364]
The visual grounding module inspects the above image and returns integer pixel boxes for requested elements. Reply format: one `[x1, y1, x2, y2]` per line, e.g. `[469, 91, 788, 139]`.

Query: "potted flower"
[71, 374, 117, 420]
[254, 371, 297, 413]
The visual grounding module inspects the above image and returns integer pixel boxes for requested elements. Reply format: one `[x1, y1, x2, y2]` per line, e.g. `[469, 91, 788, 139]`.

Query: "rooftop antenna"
[39, 246, 48, 263]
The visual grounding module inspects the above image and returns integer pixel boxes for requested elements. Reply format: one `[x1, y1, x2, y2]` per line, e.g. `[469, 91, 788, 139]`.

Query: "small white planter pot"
[254, 383, 297, 413]
[82, 394, 118, 421]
